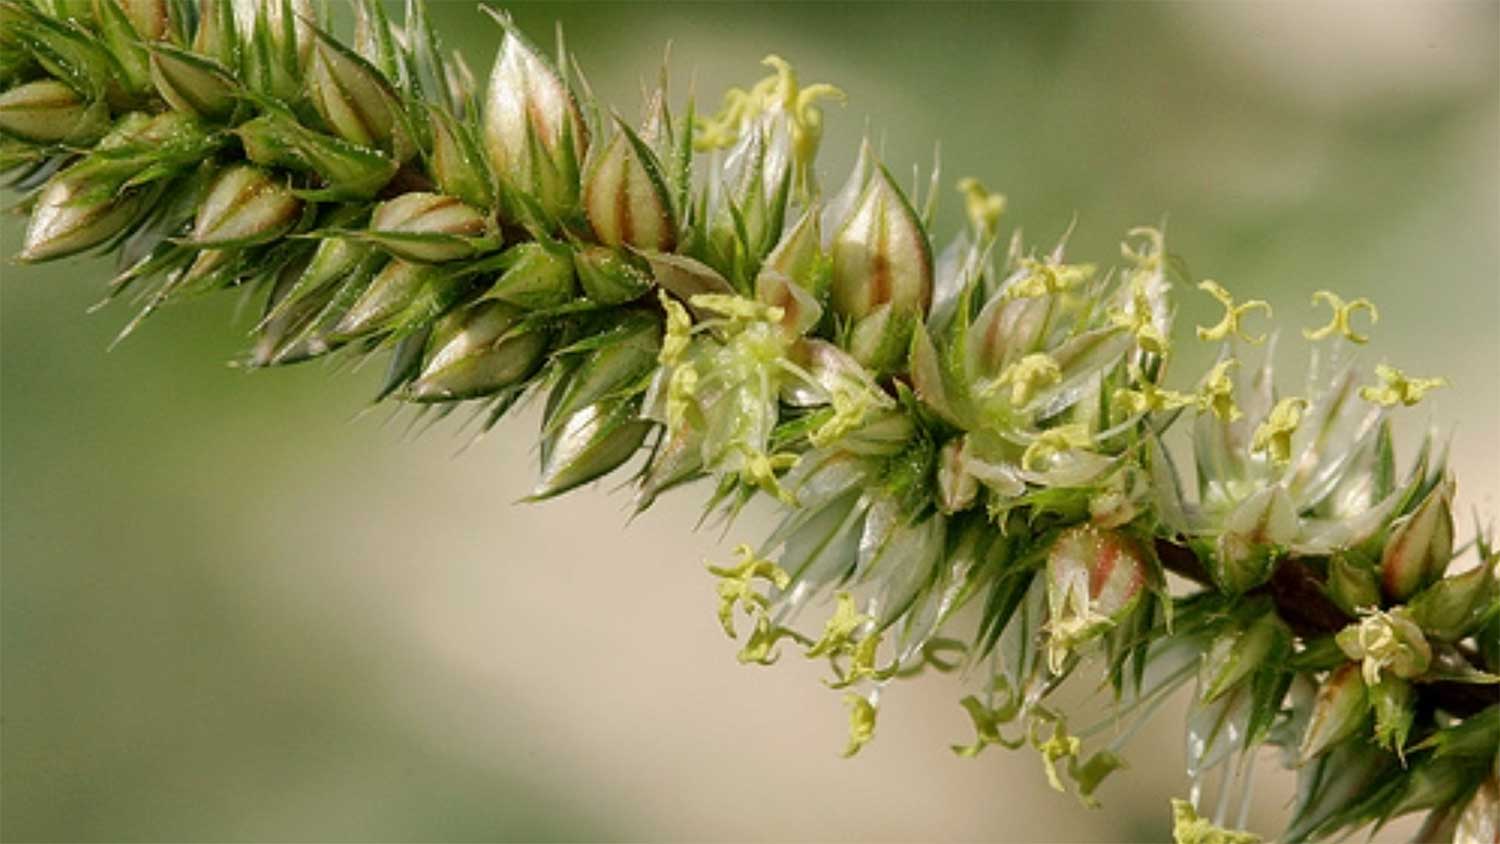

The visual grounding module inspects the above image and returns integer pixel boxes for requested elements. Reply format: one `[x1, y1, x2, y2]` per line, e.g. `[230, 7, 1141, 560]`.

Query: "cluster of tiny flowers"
[1, 2, 1494, 841]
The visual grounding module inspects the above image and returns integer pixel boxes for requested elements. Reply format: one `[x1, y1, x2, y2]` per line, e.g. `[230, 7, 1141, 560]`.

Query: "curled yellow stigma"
[694, 55, 844, 181]
[1196, 280, 1271, 344]
[659, 290, 693, 365]
[738, 447, 799, 504]
[1113, 366, 1196, 417]
[957, 177, 1006, 235]
[1251, 397, 1308, 465]
[706, 544, 790, 638]
[1120, 226, 1166, 272]
[841, 693, 878, 757]
[1359, 363, 1448, 408]
[1108, 274, 1171, 355]
[1303, 289, 1379, 344]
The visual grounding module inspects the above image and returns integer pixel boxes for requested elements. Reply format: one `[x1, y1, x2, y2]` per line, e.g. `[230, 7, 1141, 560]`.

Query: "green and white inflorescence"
[2, 2, 1495, 841]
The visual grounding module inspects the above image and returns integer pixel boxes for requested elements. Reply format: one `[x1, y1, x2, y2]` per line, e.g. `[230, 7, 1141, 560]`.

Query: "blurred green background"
[2, 2, 1496, 841]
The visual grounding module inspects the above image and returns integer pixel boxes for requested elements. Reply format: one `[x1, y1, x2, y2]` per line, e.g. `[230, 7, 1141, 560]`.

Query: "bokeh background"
[3, 2, 1496, 841]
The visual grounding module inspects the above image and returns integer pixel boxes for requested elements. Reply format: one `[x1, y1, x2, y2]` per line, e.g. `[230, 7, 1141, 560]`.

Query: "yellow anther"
[739, 448, 799, 503]
[957, 177, 1006, 235]
[1196, 279, 1272, 344]
[805, 592, 870, 658]
[1112, 366, 1196, 416]
[666, 363, 700, 432]
[736, 614, 804, 665]
[841, 693, 877, 757]
[690, 293, 784, 325]
[1006, 258, 1095, 300]
[1108, 274, 1170, 355]
[1032, 718, 1082, 792]
[659, 290, 693, 365]
[693, 55, 843, 184]
[994, 352, 1062, 407]
[1120, 226, 1165, 272]
[809, 380, 878, 447]
[1022, 423, 1093, 473]
[706, 545, 790, 638]
[1251, 397, 1308, 465]
[1196, 359, 1242, 422]
[1303, 290, 1379, 344]
[1359, 363, 1448, 408]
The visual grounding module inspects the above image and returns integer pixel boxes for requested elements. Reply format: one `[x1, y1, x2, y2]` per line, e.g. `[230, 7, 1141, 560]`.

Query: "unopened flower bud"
[1407, 558, 1499, 641]
[936, 437, 979, 514]
[149, 46, 237, 121]
[533, 397, 652, 499]
[331, 259, 440, 341]
[1380, 477, 1455, 601]
[761, 207, 823, 292]
[483, 241, 576, 309]
[191, 165, 302, 247]
[543, 315, 660, 428]
[1335, 607, 1432, 686]
[483, 17, 587, 220]
[1199, 610, 1290, 703]
[1210, 484, 1296, 593]
[19, 170, 144, 262]
[574, 245, 652, 305]
[427, 105, 494, 210]
[115, 0, 171, 40]
[408, 300, 546, 402]
[829, 164, 931, 372]
[308, 30, 415, 161]
[235, 109, 399, 201]
[583, 121, 677, 252]
[1298, 662, 1370, 764]
[1368, 676, 1414, 756]
[1325, 552, 1381, 616]
[363, 192, 500, 263]
[0, 79, 106, 143]
[1045, 525, 1149, 673]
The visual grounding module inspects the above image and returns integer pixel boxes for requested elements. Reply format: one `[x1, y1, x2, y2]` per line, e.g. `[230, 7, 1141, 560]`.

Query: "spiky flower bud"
[1045, 525, 1149, 672]
[1335, 607, 1432, 686]
[148, 46, 237, 121]
[1199, 610, 1290, 702]
[1368, 676, 1414, 756]
[1380, 478, 1455, 601]
[19, 169, 144, 262]
[363, 192, 500, 263]
[427, 105, 494, 210]
[0, 79, 105, 143]
[483, 19, 586, 220]
[828, 164, 931, 373]
[483, 241, 576, 309]
[1406, 557, 1499, 641]
[1298, 662, 1370, 764]
[191, 165, 302, 247]
[1210, 484, 1296, 593]
[307, 30, 415, 161]
[1325, 552, 1381, 616]
[573, 245, 652, 305]
[534, 398, 653, 499]
[331, 259, 441, 341]
[582, 121, 676, 252]
[408, 300, 546, 402]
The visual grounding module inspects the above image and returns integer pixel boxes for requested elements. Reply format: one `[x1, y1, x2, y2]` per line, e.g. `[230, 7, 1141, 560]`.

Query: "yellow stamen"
[1359, 364, 1448, 408]
[957, 177, 1006, 235]
[1196, 279, 1271, 344]
[1303, 289, 1379, 344]
[1251, 397, 1308, 465]
[994, 352, 1062, 407]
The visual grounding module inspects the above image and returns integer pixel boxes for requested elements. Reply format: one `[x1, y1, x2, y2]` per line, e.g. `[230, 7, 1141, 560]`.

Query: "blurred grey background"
[2, 2, 1496, 841]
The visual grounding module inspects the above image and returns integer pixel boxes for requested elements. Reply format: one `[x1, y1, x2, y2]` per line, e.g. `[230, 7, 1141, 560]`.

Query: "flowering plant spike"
[2, 2, 1495, 840]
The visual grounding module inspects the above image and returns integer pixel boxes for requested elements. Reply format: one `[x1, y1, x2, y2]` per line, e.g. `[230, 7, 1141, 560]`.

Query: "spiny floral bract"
[1, 1, 1495, 840]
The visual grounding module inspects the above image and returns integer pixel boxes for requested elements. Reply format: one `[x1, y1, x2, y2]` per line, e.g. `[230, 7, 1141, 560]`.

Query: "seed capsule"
[1044, 525, 1149, 672]
[482, 19, 587, 219]
[191, 165, 302, 247]
[307, 29, 414, 161]
[828, 164, 931, 372]
[19, 170, 143, 262]
[408, 300, 546, 402]
[149, 46, 237, 121]
[0, 79, 105, 143]
[582, 121, 676, 252]
[1297, 662, 1370, 764]
[1380, 478, 1455, 601]
[363, 192, 499, 263]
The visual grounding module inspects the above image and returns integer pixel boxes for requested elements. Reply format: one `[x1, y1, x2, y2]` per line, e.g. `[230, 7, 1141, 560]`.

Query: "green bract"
[0, 3, 1492, 842]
